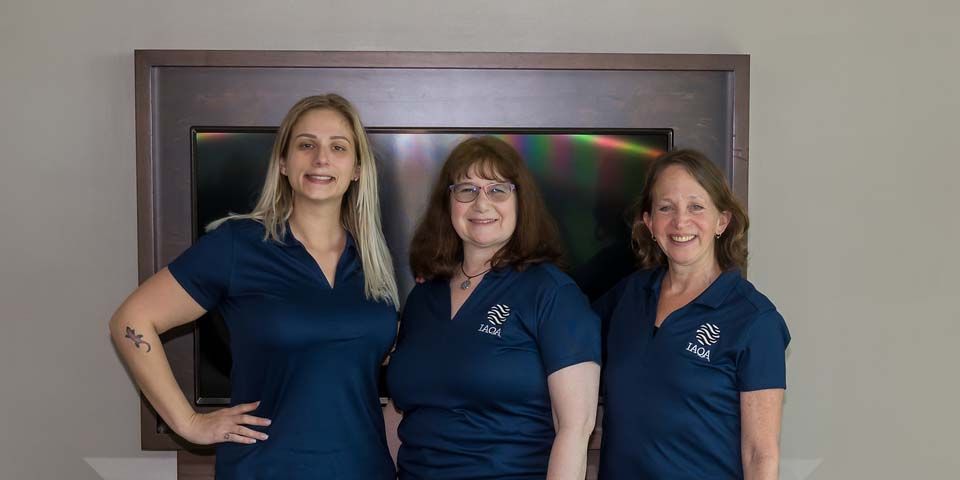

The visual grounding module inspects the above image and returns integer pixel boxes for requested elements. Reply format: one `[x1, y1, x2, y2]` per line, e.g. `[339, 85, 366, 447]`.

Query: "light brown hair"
[631, 149, 749, 271]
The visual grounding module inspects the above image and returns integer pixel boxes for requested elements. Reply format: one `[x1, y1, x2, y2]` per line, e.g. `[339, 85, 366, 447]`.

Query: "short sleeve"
[536, 283, 602, 375]
[394, 282, 427, 351]
[167, 221, 235, 311]
[591, 275, 630, 322]
[737, 310, 791, 392]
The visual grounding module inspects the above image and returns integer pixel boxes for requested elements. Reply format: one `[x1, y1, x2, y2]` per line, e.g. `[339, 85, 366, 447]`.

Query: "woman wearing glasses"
[386, 136, 601, 480]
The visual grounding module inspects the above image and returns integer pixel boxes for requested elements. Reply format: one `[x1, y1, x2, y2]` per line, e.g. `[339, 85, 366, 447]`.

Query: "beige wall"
[2, 1, 957, 478]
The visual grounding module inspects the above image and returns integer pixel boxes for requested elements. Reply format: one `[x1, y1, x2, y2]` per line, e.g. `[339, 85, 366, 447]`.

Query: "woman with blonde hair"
[110, 94, 398, 479]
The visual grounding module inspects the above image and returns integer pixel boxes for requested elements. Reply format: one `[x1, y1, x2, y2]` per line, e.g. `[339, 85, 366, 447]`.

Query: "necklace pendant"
[460, 279, 472, 290]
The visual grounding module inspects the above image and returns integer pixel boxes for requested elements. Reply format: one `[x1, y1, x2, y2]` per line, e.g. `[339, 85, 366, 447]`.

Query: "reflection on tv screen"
[192, 128, 671, 404]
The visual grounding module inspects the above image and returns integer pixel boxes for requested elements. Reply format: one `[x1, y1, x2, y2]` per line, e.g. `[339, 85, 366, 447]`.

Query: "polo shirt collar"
[344, 231, 357, 252]
[644, 266, 669, 296]
[644, 266, 740, 309]
[452, 261, 516, 281]
[483, 264, 513, 280]
[279, 222, 358, 254]
[694, 269, 740, 308]
[279, 223, 299, 247]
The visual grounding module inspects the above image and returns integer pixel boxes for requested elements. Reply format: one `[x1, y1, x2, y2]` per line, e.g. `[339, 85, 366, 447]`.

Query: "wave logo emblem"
[695, 323, 720, 346]
[487, 304, 511, 326]
[478, 304, 511, 338]
[687, 323, 719, 362]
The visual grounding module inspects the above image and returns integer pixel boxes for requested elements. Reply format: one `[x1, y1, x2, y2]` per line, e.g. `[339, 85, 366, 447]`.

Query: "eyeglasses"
[448, 182, 517, 203]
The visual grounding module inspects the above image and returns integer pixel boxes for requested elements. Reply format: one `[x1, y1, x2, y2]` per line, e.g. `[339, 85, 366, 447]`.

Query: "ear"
[352, 164, 361, 182]
[717, 210, 732, 235]
[279, 158, 288, 176]
[641, 211, 653, 235]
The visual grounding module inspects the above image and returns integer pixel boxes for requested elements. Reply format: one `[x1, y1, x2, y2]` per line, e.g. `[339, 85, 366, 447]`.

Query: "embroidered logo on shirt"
[686, 323, 719, 361]
[696, 323, 720, 346]
[478, 304, 511, 337]
[486, 304, 511, 325]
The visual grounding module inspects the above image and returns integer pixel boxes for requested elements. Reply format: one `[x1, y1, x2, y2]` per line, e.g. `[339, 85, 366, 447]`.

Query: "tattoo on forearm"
[124, 326, 153, 352]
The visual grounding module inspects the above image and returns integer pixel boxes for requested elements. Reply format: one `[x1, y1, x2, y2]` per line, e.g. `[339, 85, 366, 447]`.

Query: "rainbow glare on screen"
[490, 134, 663, 261]
[494, 133, 664, 189]
[196, 132, 242, 141]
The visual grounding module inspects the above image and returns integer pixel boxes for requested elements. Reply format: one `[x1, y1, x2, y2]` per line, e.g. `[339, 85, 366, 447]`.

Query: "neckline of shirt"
[278, 221, 357, 253]
[645, 266, 741, 310]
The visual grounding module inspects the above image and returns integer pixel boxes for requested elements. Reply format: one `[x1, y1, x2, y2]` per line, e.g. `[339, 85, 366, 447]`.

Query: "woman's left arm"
[545, 361, 601, 480]
[741, 388, 784, 480]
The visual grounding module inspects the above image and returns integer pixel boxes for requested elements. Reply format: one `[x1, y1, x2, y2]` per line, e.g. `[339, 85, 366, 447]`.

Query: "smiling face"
[642, 165, 731, 272]
[450, 165, 518, 262]
[280, 108, 359, 207]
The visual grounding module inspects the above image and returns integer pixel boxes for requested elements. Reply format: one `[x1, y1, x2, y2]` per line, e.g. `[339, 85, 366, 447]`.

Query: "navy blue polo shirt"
[386, 263, 601, 480]
[168, 219, 396, 480]
[595, 267, 789, 480]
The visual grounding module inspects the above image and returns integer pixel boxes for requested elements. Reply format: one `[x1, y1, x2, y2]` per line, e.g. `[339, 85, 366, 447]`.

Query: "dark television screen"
[191, 128, 671, 404]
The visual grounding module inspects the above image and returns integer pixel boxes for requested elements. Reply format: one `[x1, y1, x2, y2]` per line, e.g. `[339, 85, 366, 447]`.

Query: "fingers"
[222, 431, 258, 445]
[228, 402, 271, 426]
[234, 425, 269, 442]
[239, 414, 272, 427]
[230, 400, 261, 414]
[208, 401, 272, 445]
[220, 424, 268, 444]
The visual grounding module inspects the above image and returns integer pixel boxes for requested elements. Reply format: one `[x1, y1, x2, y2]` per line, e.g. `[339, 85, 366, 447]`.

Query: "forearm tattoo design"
[124, 326, 153, 352]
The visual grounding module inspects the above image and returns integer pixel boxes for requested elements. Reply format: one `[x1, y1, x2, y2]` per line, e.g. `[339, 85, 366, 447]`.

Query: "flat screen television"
[191, 128, 672, 404]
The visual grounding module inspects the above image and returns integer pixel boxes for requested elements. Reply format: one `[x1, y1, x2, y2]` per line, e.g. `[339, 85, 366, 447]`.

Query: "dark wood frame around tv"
[135, 50, 749, 476]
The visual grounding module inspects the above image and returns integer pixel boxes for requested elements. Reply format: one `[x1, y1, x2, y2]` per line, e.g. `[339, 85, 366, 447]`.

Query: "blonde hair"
[209, 94, 399, 308]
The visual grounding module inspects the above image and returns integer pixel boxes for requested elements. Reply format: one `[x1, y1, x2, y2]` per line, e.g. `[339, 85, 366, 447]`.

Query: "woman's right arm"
[108, 267, 270, 445]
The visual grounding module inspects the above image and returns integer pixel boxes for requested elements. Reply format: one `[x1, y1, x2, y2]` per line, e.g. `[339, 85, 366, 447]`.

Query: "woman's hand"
[179, 401, 272, 445]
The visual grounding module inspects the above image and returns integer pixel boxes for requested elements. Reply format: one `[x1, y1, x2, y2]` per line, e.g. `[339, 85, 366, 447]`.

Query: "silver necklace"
[459, 263, 491, 290]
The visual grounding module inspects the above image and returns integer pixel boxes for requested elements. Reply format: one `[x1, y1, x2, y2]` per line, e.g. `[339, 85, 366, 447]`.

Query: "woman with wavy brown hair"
[595, 149, 790, 480]
[387, 136, 601, 480]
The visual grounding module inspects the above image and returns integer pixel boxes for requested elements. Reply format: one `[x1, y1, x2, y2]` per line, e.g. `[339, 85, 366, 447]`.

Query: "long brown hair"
[410, 136, 563, 280]
[631, 149, 749, 271]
